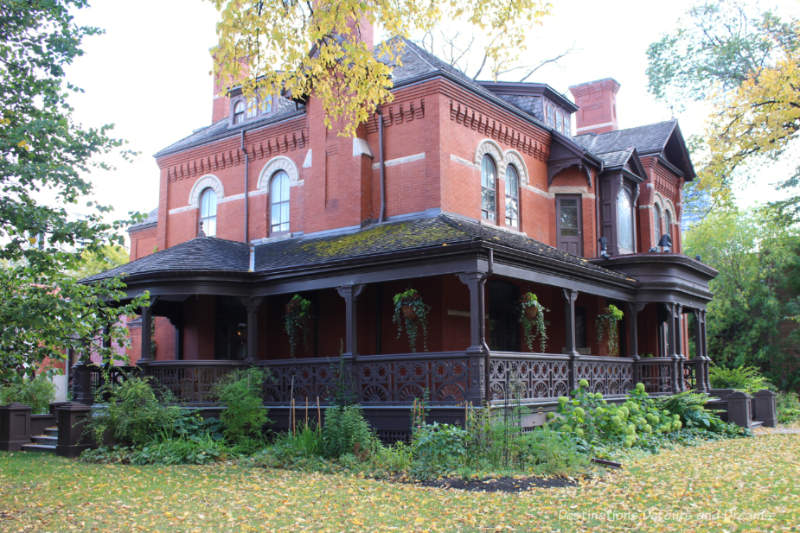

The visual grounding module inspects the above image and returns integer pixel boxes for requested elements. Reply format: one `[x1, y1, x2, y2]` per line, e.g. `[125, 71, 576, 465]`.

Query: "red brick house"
[86, 36, 714, 434]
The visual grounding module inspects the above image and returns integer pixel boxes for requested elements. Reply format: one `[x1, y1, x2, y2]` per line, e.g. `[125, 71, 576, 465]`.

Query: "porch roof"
[85, 213, 632, 285]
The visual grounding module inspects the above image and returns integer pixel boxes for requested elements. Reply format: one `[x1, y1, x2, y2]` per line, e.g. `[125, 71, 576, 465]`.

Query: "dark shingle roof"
[573, 120, 677, 156]
[594, 149, 635, 169]
[84, 237, 250, 282]
[87, 214, 631, 284]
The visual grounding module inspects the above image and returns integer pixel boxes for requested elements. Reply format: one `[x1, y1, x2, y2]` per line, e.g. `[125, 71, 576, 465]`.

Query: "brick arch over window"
[503, 149, 529, 186]
[257, 155, 300, 190]
[474, 139, 504, 175]
[188, 174, 224, 207]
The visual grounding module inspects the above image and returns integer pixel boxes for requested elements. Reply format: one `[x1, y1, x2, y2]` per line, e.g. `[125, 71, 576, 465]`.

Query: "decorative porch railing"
[79, 351, 703, 406]
[635, 358, 675, 394]
[141, 360, 247, 403]
[70, 364, 140, 404]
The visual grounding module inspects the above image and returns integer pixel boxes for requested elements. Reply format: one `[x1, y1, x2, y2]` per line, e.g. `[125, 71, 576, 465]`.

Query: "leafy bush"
[129, 435, 226, 465]
[0, 374, 55, 414]
[777, 391, 800, 424]
[657, 391, 743, 436]
[214, 368, 270, 445]
[709, 365, 775, 393]
[89, 376, 181, 447]
[411, 422, 468, 479]
[548, 381, 744, 452]
[321, 405, 377, 459]
[512, 428, 589, 476]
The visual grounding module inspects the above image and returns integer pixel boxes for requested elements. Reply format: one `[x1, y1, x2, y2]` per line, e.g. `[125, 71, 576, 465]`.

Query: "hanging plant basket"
[596, 304, 624, 356]
[284, 294, 312, 357]
[519, 292, 548, 352]
[392, 288, 430, 353]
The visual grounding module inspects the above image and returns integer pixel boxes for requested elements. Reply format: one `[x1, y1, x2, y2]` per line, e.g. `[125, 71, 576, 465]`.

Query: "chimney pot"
[569, 78, 620, 135]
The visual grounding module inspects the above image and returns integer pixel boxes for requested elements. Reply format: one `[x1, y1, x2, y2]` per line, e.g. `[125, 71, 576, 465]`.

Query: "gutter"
[378, 108, 386, 222]
[241, 130, 249, 243]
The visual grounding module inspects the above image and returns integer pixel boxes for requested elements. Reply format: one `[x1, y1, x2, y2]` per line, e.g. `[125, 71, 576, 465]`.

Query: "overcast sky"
[67, 0, 800, 231]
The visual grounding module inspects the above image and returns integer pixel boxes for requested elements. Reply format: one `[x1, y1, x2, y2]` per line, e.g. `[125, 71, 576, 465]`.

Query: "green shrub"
[411, 422, 468, 479]
[709, 365, 775, 393]
[214, 368, 270, 445]
[777, 391, 800, 424]
[512, 428, 589, 476]
[0, 374, 55, 414]
[130, 435, 226, 465]
[657, 391, 743, 436]
[89, 376, 181, 447]
[321, 405, 377, 459]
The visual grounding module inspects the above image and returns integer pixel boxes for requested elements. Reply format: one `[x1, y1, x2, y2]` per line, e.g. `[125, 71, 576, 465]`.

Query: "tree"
[0, 0, 145, 385]
[70, 245, 130, 279]
[646, 0, 800, 205]
[209, 0, 551, 137]
[684, 207, 800, 391]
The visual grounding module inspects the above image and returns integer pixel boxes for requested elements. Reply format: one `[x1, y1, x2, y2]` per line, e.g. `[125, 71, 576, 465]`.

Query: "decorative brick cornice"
[365, 96, 425, 133]
[164, 119, 308, 183]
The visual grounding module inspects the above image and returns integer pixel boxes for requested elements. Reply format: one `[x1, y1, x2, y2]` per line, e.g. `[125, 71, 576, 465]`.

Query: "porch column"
[336, 285, 364, 357]
[458, 273, 489, 354]
[140, 303, 153, 363]
[458, 272, 488, 404]
[562, 288, 579, 391]
[666, 303, 682, 393]
[692, 309, 707, 392]
[700, 310, 710, 390]
[244, 297, 263, 363]
[626, 302, 644, 360]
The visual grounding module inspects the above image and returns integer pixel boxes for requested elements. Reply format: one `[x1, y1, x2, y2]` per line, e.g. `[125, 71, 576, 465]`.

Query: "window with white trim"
[270, 170, 290, 234]
[199, 187, 217, 237]
[616, 187, 634, 253]
[481, 154, 497, 223]
[505, 164, 520, 228]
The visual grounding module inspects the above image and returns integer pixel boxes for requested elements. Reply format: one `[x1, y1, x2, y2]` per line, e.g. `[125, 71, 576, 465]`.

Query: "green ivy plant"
[284, 294, 312, 357]
[392, 289, 430, 352]
[596, 304, 624, 356]
[519, 292, 548, 352]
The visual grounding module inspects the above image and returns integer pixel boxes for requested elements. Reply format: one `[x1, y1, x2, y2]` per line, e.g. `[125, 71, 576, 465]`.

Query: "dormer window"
[245, 97, 258, 119]
[232, 100, 246, 124]
[260, 95, 272, 114]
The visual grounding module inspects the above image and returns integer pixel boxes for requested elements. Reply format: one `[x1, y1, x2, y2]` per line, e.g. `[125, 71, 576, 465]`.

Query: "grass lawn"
[1, 434, 798, 532]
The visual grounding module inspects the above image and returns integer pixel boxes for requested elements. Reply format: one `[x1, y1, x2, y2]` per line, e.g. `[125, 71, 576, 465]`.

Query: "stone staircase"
[21, 426, 58, 453]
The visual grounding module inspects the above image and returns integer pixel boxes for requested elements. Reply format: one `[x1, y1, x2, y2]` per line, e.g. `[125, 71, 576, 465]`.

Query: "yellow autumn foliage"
[209, 0, 551, 137]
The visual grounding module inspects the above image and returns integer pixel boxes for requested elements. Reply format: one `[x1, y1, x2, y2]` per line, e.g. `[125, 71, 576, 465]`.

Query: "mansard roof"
[89, 213, 632, 285]
[573, 120, 695, 180]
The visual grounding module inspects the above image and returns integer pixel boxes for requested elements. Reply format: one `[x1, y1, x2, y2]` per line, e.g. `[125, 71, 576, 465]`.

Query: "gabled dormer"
[480, 81, 578, 136]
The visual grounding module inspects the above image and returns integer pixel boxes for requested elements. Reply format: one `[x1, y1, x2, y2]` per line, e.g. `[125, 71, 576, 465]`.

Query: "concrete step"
[30, 435, 58, 446]
[750, 420, 763, 429]
[21, 443, 56, 453]
[44, 426, 58, 437]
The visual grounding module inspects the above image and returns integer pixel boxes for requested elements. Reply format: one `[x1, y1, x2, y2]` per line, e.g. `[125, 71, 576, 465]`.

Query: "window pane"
[559, 199, 578, 236]
[202, 216, 216, 237]
[481, 189, 496, 222]
[654, 204, 662, 242]
[481, 155, 496, 189]
[505, 165, 519, 198]
[505, 197, 519, 227]
[617, 188, 634, 252]
[260, 95, 272, 114]
[200, 188, 216, 218]
[481, 155, 497, 222]
[270, 171, 290, 234]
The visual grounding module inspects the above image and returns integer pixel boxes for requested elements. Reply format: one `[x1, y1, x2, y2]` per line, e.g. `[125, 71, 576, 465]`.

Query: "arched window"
[665, 209, 673, 245]
[245, 97, 258, 119]
[199, 187, 217, 237]
[232, 100, 245, 124]
[270, 170, 290, 234]
[505, 164, 520, 228]
[616, 187, 634, 253]
[481, 154, 497, 223]
[653, 203, 663, 245]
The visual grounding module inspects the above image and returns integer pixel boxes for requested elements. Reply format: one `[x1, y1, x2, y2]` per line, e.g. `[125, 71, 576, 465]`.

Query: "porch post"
[140, 303, 153, 363]
[562, 288, 579, 391]
[692, 309, 707, 392]
[336, 285, 364, 357]
[458, 272, 488, 404]
[626, 302, 644, 360]
[666, 303, 682, 393]
[700, 310, 710, 390]
[244, 297, 263, 363]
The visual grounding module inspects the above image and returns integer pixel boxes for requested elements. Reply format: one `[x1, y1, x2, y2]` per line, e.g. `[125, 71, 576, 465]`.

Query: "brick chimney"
[211, 57, 251, 124]
[569, 78, 620, 135]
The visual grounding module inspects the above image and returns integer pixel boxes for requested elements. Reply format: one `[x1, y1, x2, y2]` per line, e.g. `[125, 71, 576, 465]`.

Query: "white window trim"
[257, 155, 300, 190]
[188, 174, 224, 208]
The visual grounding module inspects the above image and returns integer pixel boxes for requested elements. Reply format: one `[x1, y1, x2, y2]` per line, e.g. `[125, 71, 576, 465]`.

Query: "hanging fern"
[519, 292, 548, 352]
[392, 288, 430, 352]
[596, 304, 624, 356]
[285, 294, 312, 357]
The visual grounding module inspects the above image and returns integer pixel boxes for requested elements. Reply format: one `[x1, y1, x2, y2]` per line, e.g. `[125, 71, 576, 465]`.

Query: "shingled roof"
[573, 120, 678, 156]
[90, 213, 633, 284]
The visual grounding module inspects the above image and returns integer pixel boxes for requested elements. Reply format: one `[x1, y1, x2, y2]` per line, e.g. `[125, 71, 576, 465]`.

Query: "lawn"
[1, 434, 798, 532]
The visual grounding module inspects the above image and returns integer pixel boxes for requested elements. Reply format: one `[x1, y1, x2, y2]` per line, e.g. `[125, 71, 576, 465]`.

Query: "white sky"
[67, 0, 800, 233]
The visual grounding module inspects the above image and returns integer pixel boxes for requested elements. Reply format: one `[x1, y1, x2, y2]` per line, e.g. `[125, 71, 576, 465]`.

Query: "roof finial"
[198, 221, 206, 238]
